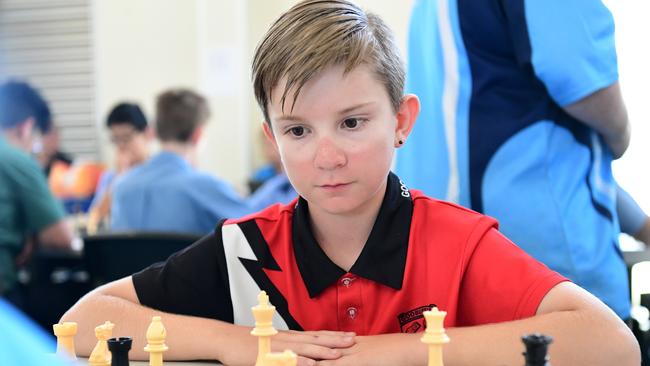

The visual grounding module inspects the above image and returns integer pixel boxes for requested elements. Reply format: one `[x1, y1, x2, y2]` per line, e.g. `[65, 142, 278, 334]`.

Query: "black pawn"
[108, 337, 132, 366]
[522, 333, 553, 366]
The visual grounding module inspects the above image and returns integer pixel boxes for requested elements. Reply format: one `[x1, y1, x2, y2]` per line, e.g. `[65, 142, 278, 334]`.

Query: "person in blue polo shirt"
[0, 298, 68, 366]
[110, 89, 252, 235]
[396, 0, 631, 320]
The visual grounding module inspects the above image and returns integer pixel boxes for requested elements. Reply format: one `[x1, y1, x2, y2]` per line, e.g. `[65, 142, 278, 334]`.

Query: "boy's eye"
[289, 126, 305, 137]
[343, 118, 359, 129]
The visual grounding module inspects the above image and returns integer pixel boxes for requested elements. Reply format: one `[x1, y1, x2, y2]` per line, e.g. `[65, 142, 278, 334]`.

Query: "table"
[78, 358, 219, 365]
[87, 361, 218, 365]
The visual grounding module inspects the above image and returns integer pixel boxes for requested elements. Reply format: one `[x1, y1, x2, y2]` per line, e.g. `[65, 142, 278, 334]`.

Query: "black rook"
[108, 337, 132, 366]
[522, 333, 553, 366]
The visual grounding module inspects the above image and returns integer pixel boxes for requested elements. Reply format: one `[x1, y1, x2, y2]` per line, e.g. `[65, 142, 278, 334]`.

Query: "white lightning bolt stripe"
[221, 223, 290, 330]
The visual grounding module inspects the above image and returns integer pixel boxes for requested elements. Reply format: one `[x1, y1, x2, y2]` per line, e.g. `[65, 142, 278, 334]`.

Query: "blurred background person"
[36, 125, 73, 178]
[248, 127, 284, 193]
[0, 80, 73, 306]
[395, 0, 631, 322]
[619, 186, 650, 246]
[110, 88, 252, 235]
[0, 298, 68, 366]
[87, 102, 151, 233]
[247, 126, 297, 210]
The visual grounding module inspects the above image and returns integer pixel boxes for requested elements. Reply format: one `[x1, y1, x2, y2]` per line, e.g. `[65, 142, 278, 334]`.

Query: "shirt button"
[341, 276, 355, 287]
[347, 307, 358, 319]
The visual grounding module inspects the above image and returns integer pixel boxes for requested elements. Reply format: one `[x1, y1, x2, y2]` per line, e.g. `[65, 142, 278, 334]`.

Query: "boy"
[110, 89, 251, 235]
[87, 102, 151, 232]
[0, 80, 73, 304]
[62, 1, 639, 365]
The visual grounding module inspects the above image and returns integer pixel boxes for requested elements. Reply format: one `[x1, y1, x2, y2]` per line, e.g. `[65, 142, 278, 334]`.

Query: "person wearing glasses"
[87, 103, 152, 233]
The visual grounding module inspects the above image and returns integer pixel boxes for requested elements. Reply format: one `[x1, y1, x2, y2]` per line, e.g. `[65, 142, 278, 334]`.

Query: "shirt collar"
[292, 172, 414, 298]
[150, 151, 192, 171]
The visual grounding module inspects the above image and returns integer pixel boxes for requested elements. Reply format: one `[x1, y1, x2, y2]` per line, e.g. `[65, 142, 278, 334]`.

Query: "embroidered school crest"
[397, 304, 436, 333]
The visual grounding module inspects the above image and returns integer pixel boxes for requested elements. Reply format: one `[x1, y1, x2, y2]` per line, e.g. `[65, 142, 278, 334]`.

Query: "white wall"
[606, 1, 650, 214]
[93, 0, 414, 190]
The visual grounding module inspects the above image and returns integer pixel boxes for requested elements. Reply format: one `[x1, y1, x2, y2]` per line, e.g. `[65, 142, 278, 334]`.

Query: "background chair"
[82, 232, 200, 287]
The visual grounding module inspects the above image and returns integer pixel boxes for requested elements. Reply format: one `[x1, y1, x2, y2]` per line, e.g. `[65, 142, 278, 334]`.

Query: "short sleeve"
[521, 0, 618, 106]
[17, 158, 65, 232]
[457, 226, 567, 326]
[89, 170, 114, 210]
[132, 227, 233, 322]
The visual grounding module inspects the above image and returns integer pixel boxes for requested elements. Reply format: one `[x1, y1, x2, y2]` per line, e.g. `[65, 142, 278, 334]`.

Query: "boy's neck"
[308, 189, 386, 272]
[160, 141, 196, 165]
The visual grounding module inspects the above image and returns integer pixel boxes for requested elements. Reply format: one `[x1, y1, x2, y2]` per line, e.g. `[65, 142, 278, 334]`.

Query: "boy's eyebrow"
[275, 102, 376, 123]
[275, 115, 307, 124]
[337, 101, 375, 116]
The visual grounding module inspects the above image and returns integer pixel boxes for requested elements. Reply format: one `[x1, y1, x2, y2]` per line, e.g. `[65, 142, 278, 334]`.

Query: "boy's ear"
[18, 117, 35, 140]
[144, 126, 155, 141]
[262, 122, 279, 152]
[395, 94, 420, 147]
[190, 125, 204, 145]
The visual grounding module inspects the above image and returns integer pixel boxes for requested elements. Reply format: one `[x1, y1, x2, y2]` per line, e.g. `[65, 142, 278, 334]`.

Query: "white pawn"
[53, 321, 78, 360]
[251, 291, 278, 366]
[88, 321, 114, 366]
[144, 316, 168, 366]
[421, 307, 450, 366]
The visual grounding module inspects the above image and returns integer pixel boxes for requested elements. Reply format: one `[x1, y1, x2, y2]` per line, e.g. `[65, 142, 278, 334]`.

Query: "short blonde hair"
[252, 0, 405, 124]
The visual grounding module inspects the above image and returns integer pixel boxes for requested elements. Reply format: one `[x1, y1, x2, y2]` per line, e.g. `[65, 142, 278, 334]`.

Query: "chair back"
[83, 232, 200, 287]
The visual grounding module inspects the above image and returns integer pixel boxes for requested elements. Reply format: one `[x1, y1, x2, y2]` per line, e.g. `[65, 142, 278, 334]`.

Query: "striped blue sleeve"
[523, 0, 619, 106]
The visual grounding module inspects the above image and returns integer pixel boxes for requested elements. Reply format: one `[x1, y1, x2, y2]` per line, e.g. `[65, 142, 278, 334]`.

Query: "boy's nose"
[314, 137, 346, 170]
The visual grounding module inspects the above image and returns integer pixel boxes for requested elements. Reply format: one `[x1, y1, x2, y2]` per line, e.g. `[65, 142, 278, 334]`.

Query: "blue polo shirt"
[396, 0, 629, 318]
[247, 173, 297, 211]
[0, 299, 68, 365]
[111, 151, 252, 235]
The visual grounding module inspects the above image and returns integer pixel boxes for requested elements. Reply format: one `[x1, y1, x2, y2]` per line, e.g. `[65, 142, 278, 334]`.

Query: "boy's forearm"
[60, 292, 230, 361]
[443, 309, 638, 366]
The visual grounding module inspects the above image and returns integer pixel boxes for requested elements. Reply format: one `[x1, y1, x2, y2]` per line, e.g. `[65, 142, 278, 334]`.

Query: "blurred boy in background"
[87, 102, 151, 233]
[0, 80, 73, 305]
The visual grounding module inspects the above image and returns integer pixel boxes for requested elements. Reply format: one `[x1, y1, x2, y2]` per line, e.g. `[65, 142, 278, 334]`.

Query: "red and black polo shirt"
[133, 173, 566, 334]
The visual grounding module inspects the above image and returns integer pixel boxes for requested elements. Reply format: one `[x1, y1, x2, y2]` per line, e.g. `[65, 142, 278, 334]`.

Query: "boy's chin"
[308, 197, 369, 217]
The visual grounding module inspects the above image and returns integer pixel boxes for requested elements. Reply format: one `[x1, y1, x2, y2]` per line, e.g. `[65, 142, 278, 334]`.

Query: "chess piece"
[89, 321, 115, 366]
[108, 337, 132, 366]
[53, 321, 78, 360]
[522, 333, 553, 366]
[421, 307, 450, 366]
[251, 291, 278, 366]
[264, 350, 298, 366]
[144, 316, 168, 366]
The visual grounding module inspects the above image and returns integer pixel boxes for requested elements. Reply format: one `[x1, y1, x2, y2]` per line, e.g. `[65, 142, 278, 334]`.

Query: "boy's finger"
[281, 343, 342, 361]
[280, 333, 356, 348]
[299, 330, 356, 337]
[297, 356, 317, 366]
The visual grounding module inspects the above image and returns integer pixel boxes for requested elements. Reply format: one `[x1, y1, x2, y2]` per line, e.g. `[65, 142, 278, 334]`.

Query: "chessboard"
[54, 291, 552, 366]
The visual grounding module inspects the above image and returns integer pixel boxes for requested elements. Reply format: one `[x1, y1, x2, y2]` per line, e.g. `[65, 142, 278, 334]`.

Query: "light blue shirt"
[0, 299, 68, 365]
[89, 170, 116, 210]
[248, 173, 297, 211]
[111, 151, 253, 235]
[397, 0, 629, 318]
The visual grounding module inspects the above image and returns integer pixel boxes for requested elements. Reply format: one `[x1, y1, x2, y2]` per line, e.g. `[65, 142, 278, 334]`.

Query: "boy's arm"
[563, 82, 630, 159]
[61, 277, 354, 364]
[318, 282, 639, 366]
[444, 282, 638, 366]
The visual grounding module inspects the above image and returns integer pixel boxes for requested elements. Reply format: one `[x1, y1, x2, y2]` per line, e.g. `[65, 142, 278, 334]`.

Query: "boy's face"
[265, 64, 417, 217]
[108, 123, 149, 163]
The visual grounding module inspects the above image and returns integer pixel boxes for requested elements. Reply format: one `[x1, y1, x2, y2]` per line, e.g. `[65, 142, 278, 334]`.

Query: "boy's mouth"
[319, 182, 351, 190]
